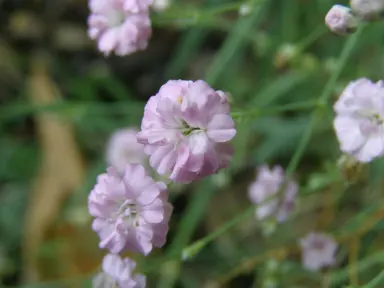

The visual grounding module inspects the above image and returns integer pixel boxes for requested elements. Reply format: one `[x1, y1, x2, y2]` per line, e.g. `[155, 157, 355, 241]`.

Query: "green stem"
[231, 100, 317, 119]
[181, 24, 365, 261]
[286, 24, 365, 177]
[182, 205, 254, 260]
[364, 270, 384, 288]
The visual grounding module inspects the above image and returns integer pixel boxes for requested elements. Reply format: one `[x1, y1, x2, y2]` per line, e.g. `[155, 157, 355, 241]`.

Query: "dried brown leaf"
[22, 53, 85, 283]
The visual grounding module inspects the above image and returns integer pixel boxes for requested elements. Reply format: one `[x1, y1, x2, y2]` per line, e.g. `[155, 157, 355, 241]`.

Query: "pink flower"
[106, 128, 147, 174]
[248, 165, 298, 222]
[124, 0, 153, 13]
[137, 80, 236, 183]
[88, 0, 152, 56]
[93, 253, 146, 288]
[88, 164, 173, 255]
[325, 5, 358, 35]
[333, 78, 384, 162]
[299, 232, 338, 271]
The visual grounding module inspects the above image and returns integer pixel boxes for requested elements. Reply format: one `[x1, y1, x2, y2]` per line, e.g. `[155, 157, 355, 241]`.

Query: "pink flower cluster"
[248, 165, 298, 223]
[88, 0, 152, 56]
[106, 128, 147, 174]
[89, 165, 172, 255]
[89, 78, 236, 287]
[325, 0, 384, 35]
[334, 78, 384, 163]
[93, 254, 146, 288]
[138, 80, 236, 183]
[299, 232, 338, 271]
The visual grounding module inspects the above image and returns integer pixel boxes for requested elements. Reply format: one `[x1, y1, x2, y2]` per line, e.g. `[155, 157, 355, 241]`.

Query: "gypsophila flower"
[325, 5, 358, 35]
[248, 165, 298, 222]
[137, 80, 236, 183]
[333, 78, 384, 163]
[88, 0, 152, 56]
[106, 128, 147, 174]
[93, 253, 146, 288]
[88, 164, 173, 255]
[350, 0, 384, 20]
[299, 232, 338, 271]
[125, 0, 153, 13]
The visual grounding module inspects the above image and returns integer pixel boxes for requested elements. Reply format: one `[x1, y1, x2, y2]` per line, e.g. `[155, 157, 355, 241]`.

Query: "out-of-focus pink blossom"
[137, 80, 236, 183]
[333, 78, 384, 162]
[248, 165, 298, 222]
[88, 0, 151, 56]
[299, 232, 338, 271]
[124, 0, 153, 13]
[106, 128, 147, 174]
[92, 253, 146, 288]
[88, 164, 173, 255]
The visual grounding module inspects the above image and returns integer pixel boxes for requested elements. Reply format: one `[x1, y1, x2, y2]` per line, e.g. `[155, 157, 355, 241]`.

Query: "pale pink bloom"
[299, 232, 338, 271]
[137, 80, 236, 183]
[325, 5, 358, 35]
[88, 164, 173, 255]
[333, 78, 384, 162]
[88, 0, 151, 56]
[248, 165, 298, 222]
[106, 128, 146, 174]
[125, 0, 153, 13]
[93, 253, 146, 288]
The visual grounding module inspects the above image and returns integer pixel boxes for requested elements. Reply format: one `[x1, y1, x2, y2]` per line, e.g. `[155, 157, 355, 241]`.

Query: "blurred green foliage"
[1, 0, 384, 287]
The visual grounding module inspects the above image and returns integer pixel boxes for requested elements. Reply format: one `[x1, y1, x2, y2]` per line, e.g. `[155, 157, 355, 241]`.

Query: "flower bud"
[350, 0, 384, 20]
[239, 3, 252, 16]
[153, 0, 171, 12]
[325, 5, 358, 36]
[337, 154, 366, 183]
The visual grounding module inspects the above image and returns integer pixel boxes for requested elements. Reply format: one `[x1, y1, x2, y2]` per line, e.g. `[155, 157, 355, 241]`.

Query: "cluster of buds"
[325, 0, 384, 36]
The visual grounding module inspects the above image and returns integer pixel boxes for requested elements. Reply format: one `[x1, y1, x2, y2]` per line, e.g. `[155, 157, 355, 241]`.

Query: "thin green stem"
[205, 2, 244, 15]
[232, 100, 317, 119]
[181, 24, 364, 262]
[364, 270, 384, 288]
[297, 26, 327, 53]
[286, 24, 365, 177]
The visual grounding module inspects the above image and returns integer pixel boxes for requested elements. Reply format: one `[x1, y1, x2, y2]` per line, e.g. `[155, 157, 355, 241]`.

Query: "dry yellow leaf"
[22, 53, 85, 284]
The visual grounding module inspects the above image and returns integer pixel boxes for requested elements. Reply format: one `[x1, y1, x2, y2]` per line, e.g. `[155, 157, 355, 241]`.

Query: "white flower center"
[116, 199, 139, 228]
[357, 109, 384, 136]
[311, 239, 325, 250]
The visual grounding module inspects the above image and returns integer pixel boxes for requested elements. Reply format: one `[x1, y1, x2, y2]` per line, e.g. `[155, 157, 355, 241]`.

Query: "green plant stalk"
[286, 23, 365, 177]
[181, 24, 365, 262]
[364, 270, 384, 288]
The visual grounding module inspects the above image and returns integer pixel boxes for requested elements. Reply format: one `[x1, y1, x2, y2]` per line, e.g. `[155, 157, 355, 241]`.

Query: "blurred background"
[1, 0, 384, 287]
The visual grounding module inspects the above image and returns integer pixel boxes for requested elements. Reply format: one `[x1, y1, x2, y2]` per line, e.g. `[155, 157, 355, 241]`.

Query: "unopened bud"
[325, 5, 358, 36]
[337, 154, 366, 183]
[239, 3, 252, 16]
[152, 0, 171, 12]
[274, 43, 299, 68]
[350, 0, 384, 20]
